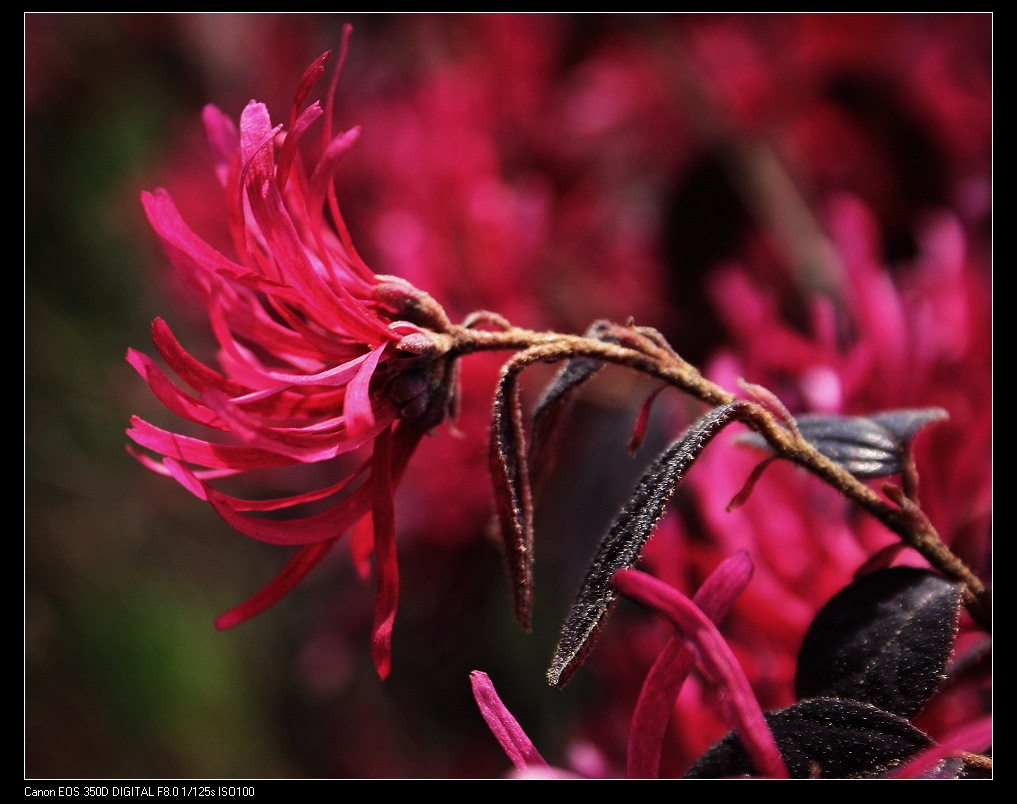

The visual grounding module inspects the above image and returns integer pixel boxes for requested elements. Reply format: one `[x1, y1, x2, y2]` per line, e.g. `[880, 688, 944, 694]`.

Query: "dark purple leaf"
[795, 567, 963, 718]
[740, 407, 947, 478]
[868, 407, 949, 446]
[547, 402, 747, 688]
[489, 366, 535, 631]
[684, 698, 933, 779]
[795, 413, 901, 476]
[528, 320, 616, 484]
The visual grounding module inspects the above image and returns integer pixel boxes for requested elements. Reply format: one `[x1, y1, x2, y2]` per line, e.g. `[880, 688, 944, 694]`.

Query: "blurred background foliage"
[25, 13, 991, 779]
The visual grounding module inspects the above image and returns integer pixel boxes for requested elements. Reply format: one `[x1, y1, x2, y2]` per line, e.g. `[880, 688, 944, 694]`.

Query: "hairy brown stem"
[448, 322, 990, 632]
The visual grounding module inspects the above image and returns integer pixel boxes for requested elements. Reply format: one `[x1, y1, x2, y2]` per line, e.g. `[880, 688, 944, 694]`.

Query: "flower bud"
[375, 276, 452, 332]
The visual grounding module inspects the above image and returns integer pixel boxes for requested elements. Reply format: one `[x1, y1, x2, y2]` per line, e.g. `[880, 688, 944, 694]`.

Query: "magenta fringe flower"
[126, 32, 460, 679]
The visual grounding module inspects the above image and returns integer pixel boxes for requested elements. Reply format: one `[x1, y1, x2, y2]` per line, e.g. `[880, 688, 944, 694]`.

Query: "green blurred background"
[26, 14, 305, 778]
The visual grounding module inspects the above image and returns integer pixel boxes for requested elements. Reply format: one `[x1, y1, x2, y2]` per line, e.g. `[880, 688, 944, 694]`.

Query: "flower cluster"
[127, 37, 461, 679]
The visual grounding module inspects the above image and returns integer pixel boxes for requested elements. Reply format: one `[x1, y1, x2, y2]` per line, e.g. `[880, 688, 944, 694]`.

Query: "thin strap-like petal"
[627, 550, 754, 778]
[141, 190, 296, 298]
[126, 348, 224, 429]
[202, 389, 394, 463]
[470, 670, 548, 771]
[126, 417, 297, 471]
[613, 568, 788, 778]
[886, 716, 992, 779]
[213, 424, 423, 629]
[215, 540, 336, 630]
[164, 455, 369, 512]
[344, 344, 386, 439]
[202, 104, 240, 188]
[149, 318, 250, 398]
[369, 426, 398, 680]
[240, 102, 393, 343]
[203, 482, 374, 546]
[276, 101, 323, 193]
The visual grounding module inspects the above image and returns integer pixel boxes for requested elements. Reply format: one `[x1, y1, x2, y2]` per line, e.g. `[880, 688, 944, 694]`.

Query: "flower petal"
[201, 389, 394, 463]
[141, 189, 296, 298]
[627, 550, 754, 778]
[126, 416, 297, 471]
[470, 671, 548, 771]
[203, 482, 373, 546]
[612, 568, 788, 778]
[344, 344, 387, 439]
[886, 715, 992, 779]
[215, 540, 336, 630]
[126, 348, 223, 429]
[369, 426, 398, 680]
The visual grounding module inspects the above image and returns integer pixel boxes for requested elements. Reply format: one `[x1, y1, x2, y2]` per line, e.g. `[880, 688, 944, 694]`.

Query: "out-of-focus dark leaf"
[739, 407, 947, 478]
[869, 407, 949, 446]
[795, 567, 963, 718]
[684, 698, 933, 779]
[528, 320, 616, 484]
[547, 402, 746, 688]
[489, 366, 535, 631]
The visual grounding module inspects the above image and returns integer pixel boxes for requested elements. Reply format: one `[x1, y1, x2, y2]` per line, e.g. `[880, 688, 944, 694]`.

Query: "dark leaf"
[796, 414, 903, 477]
[739, 407, 947, 478]
[684, 697, 933, 779]
[547, 402, 747, 688]
[528, 320, 616, 484]
[869, 407, 949, 446]
[795, 567, 963, 718]
[489, 365, 535, 631]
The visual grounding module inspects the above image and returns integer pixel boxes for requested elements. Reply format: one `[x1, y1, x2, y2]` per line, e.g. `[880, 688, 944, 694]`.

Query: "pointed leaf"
[869, 407, 949, 446]
[489, 366, 535, 631]
[795, 567, 963, 718]
[547, 402, 746, 688]
[685, 697, 933, 779]
[739, 407, 948, 479]
[528, 320, 616, 482]
[796, 414, 902, 477]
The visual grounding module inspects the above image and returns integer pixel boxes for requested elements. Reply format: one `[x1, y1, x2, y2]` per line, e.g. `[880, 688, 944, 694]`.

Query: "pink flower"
[126, 34, 460, 680]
